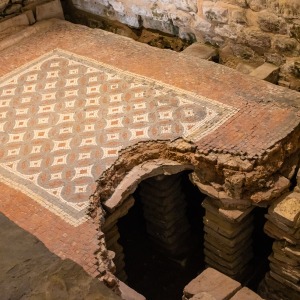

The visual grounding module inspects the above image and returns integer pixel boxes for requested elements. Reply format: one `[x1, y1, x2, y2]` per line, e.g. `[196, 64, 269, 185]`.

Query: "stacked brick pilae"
[202, 197, 254, 281]
[259, 188, 300, 300]
[139, 174, 192, 258]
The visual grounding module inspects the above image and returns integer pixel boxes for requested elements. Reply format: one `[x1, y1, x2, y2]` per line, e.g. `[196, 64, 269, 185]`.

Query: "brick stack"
[260, 192, 300, 300]
[103, 224, 127, 282]
[139, 174, 191, 258]
[202, 198, 254, 281]
[102, 197, 135, 282]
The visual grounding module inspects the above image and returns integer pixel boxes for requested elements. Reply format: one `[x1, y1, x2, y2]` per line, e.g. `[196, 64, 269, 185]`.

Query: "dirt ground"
[0, 213, 120, 300]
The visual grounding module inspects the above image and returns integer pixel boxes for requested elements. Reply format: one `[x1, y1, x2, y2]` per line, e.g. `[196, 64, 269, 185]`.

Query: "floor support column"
[139, 174, 192, 258]
[202, 197, 254, 281]
[259, 192, 300, 300]
[103, 197, 135, 282]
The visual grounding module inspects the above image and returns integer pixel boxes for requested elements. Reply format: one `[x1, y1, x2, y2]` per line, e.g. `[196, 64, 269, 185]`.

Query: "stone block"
[278, 79, 291, 88]
[264, 52, 286, 67]
[236, 62, 255, 74]
[36, 0, 64, 21]
[272, 251, 299, 268]
[4, 3, 22, 15]
[204, 224, 254, 248]
[173, 0, 197, 13]
[229, 287, 263, 300]
[204, 256, 250, 278]
[257, 11, 287, 34]
[192, 14, 212, 34]
[266, 0, 300, 18]
[268, 192, 300, 228]
[21, 0, 53, 15]
[204, 238, 252, 258]
[284, 244, 300, 263]
[205, 234, 252, 255]
[290, 21, 300, 43]
[0, 13, 29, 32]
[266, 215, 300, 237]
[222, 0, 247, 9]
[202, 198, 253, 223]
[203, 214, 253, 239]
[0, 0, 9, 13]
[272, 241, 300, 266]
[230, 8, 247, 24]
[247, 0, 266, 12]
[270, 260, 300, 284]
[270, 270, 300, 292]
[203, 2, 229, 24]
[114, 11, 140, 29]
[264, 220, 299, 245]
[24, 10, 35, 25]
[103, 196, 135, 231]
[219, 206, 254, 223]
[215, 23, 243, 40]
[142, 16, 177, 35]
[182, 42, 217, 60]
[204, 247, 253, 269]
[261, 272, 300, 300]
[243, 28, 271, 54]
[273, 36, 298, 55]
[205, 211, 240, 231]
[183, 267, 241, 299]
[249, 63, 279, 84]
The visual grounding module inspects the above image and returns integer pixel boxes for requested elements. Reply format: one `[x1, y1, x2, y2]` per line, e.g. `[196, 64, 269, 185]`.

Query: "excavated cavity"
[114, 171, 206, 300]
[247, 207, 273, 291]
[100, 172, 274, 299]
[90, 137, 300, 296]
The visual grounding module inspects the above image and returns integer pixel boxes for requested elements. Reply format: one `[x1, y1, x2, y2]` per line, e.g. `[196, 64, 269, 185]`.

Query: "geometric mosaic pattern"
[0, 49, 237, 226]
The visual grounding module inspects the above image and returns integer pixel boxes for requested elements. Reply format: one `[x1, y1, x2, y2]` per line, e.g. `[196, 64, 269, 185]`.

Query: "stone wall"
[0, 0, 40, 17]
[69, 0, 300, 91]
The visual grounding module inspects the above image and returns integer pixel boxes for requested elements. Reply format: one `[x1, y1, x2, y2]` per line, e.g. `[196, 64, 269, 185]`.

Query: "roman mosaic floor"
[0, 49, 236, 226]
[0, 19, 299, 278]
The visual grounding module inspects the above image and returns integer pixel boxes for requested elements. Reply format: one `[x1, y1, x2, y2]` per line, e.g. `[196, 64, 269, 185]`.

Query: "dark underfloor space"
[246, 207, 273, 292]
[117, 172, 206, 300]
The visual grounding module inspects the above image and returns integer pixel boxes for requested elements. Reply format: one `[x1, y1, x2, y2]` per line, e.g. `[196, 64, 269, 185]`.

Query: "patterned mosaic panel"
[0, 49, 237, 225]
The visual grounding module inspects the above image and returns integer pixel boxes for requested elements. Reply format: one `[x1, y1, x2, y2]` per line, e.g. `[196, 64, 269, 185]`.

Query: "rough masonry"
[65, 0, 300, 91]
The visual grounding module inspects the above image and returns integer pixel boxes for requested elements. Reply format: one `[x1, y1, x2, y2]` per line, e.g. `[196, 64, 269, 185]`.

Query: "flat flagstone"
[183, 267, 241, 299]
[268, 192, 300, 228]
